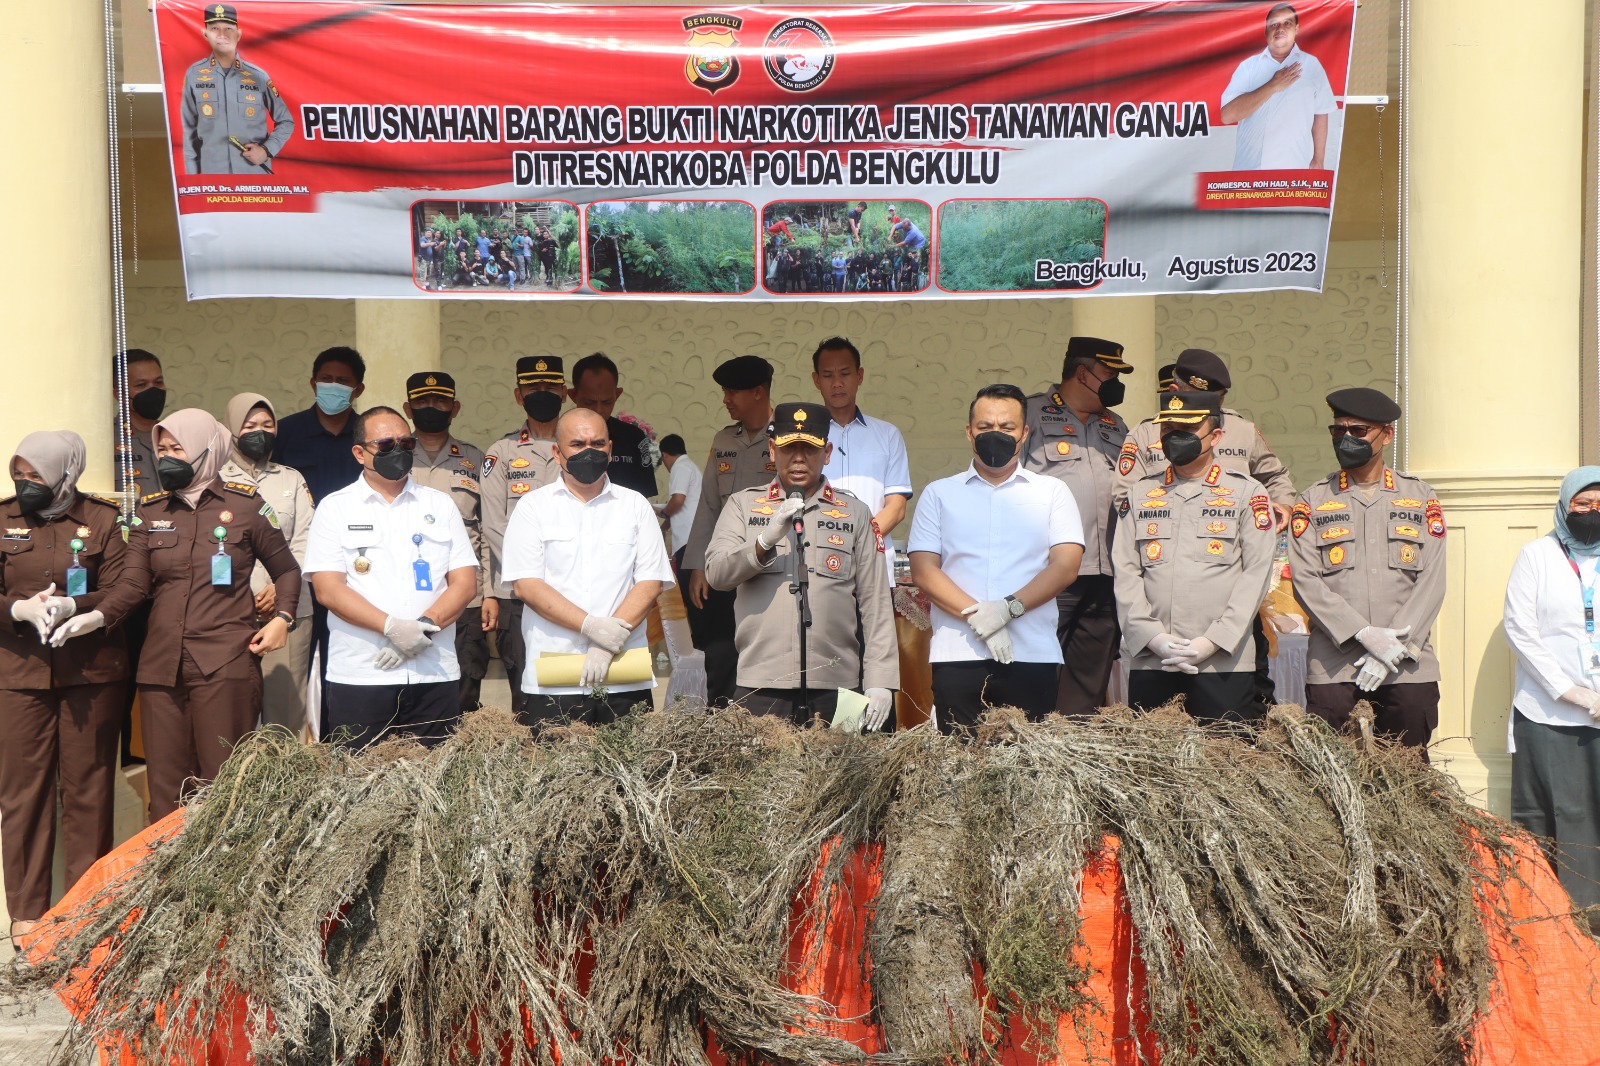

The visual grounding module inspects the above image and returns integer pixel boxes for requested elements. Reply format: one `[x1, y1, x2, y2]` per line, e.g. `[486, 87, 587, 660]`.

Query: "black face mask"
[523, 391, 562, 423]
[565, 448, 610, 485]
[1569, 511, 1600, 545]
[157, 455, 196, 492]
[411, 407, 452, 434]
[13, 479, 53, 514]
[372, 448, 414, 482]
[130, 386, 167, 422]
[1161, 430, 1204, 468]
[973, 431, 1018, 468]
[1334, 434, 1374, 470]
[236, 430, 275, 462]
[1092, 374, 1126, 408]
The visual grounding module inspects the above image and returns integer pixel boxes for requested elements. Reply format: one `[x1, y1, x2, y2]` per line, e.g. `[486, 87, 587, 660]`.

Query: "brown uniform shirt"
[681, 421, 775, 572]
[1113, 464, 1276, 672]
[118, 479, 301, 686]
[1022, 388, 1129, 576]
[411, 436, 491, 605]
[0, 493, 143, 689]
[1288, 468, 1447, 685]
[1115, 407, 1295, 508]
[481, 424, 560, 592]
[704, 480, 898, 692]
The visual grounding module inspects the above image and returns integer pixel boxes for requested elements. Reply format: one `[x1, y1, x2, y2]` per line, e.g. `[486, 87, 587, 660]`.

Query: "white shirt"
[664, 456, 703, 555]
[1503, 533, 1600, 748]
[303, 475, 478, 685]
[1222, 44, 1335, 169]
[907, 463, 1084, 664]
[500, 476, 675, 695]
[822, 408, 913, 550]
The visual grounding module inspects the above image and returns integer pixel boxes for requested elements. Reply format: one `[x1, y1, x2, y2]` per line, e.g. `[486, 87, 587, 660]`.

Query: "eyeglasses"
[1572, 500, 1600, 514]
[364, 436, 417, 455]
[1328, 424, 1381, 440]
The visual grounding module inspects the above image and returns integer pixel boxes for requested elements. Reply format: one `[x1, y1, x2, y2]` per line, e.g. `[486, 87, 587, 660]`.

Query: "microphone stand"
[787, 494, 813, 723]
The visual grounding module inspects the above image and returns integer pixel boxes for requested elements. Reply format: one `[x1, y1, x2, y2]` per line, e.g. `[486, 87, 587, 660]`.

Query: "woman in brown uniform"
[59, 409, 302, 821]
[0, 431, 142, 945]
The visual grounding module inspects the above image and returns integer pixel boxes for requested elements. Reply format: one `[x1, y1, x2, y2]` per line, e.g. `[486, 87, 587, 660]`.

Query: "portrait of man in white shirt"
[1220, 3, 1336, 170]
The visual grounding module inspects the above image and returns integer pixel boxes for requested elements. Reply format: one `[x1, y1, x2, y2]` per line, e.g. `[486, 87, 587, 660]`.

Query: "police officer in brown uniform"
[1288, 388, 1446, 750]
[681, 355, 776, 705]
[1022, 336, 1134, 714]
[1113, 392, 1277, 722]
[404, 371, 496, 714]
[481, 356, 566, 715]
[0, 432, 145, 943]
[705, 402, 898, 728]
[61, 410, 301, 821]
[180, 4, 294, 175]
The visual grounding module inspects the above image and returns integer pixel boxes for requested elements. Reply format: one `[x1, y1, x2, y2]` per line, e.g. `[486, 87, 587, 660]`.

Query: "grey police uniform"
[113, 418, 158, 503]
[1113, 463, 1277, 719]
[1288, 468, 1447, 747]
[704, 480, 898, 710]
[1116, 408, 1295, 508]
[180, 55, 294, 174]
[412, 436, 494, 714]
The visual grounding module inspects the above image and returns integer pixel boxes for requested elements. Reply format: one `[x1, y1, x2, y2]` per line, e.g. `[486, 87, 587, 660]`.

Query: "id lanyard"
[412, 533, 433, 591]
[65, 538, 88, 597]
[1561, 545, 1598, 636]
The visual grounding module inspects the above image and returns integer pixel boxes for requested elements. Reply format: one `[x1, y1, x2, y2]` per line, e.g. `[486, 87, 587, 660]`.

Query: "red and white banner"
[153, 0, 1357, 300]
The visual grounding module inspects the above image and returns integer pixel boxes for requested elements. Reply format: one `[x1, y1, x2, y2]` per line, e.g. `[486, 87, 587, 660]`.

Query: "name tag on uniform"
[211, 553, 233, 586]
[1583, 644, 1600, 678]
[66, 565, 88, 597]
[414, 558, 433, 592]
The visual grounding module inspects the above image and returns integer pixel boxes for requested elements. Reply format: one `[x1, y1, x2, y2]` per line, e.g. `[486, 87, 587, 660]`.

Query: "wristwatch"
[273, 610, 298, 631]
[1004, 595, 1025, 618]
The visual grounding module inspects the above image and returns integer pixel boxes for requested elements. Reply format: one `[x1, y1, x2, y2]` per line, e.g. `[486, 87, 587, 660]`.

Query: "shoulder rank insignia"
[1050, 391, 1064, 407]
[84, 492, 122, 509]
[223, 481, 259, 497]
[1383, 468, 1396, 491]
[1337, 470, 1351, 492]
[449, 444, 462, 457]
[1204, 465, 1223, 486]
[766, 483, 782, 501]
[140, 490, 170, 505]
[1249, 494, 1272, 531]
[821, 484, 836, 504]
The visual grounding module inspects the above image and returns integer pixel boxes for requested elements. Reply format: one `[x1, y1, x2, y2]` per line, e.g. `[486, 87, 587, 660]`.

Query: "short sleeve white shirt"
[907, 464, 1084, 664]
[1222, 44, 1336, 169]
[665, 457, 703, 555]
[821, 408, 914, 550]
[1503, 534, 1600, 748]
[501, 476, 676, 696]
[303, 476, 478, 685]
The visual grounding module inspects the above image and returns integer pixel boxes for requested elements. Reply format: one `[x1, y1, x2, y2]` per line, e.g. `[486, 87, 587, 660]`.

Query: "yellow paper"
[831, 688, 869, 731]
[534, 647, 654, 687]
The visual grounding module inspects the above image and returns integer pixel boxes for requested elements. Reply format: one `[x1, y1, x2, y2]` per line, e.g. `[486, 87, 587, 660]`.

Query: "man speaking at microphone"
[704, 402, 898, 728]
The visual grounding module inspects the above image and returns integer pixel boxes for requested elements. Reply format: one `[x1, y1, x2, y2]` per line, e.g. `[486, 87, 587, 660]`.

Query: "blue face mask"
[315, 382, 355, 416]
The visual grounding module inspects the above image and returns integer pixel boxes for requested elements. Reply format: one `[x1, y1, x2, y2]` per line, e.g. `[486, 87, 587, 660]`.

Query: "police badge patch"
[683, 13, 743, 94]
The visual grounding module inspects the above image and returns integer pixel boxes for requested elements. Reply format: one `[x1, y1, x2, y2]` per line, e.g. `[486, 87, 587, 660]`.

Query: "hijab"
[224, 391, 276, 474]
[153, 408, 234, 508]
[1554, 465, 1600, 557]
[12, 430, 86, 522]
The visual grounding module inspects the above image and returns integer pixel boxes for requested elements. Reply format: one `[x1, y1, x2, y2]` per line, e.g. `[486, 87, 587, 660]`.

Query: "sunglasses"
[1328, 424, 1381, 440]
[364, 436, 418, 455]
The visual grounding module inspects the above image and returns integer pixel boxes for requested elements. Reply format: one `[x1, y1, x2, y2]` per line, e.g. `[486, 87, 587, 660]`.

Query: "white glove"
[1355, 625, 1412, 671]
[1352, 654, 1392, 693]
[1147, 633, 1188, 661]
[961, 599, 1012, 640]
[373, 642, 407, 670]
[984, 627, 1014, 665]
[1560, 686, 1600, 720]
[11, 585, 63, 643]
[581, 645, 615, 688]
[48, 610, 105, 647]
[581, 614, 632, 655]
[1161, 636, 1218, 671]
[383, 615, 441, 658]
[757, 497, 806, 551]
[864, 688, 894, 731]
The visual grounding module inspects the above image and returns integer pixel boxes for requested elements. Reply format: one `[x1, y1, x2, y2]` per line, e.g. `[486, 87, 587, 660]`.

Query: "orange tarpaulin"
[31, 813, 1600, 1066]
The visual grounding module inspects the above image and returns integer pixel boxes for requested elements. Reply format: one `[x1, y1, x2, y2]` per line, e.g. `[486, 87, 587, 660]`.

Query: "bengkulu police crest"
[683, 13, 743, 94]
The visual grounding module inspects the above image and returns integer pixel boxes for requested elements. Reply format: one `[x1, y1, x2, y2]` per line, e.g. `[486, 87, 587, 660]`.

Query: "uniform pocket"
[1133, 515, 1171, 568]
[812, 544, 855, 581]
[0, 538, 33, 556]
[1041, 428, 1080, 464]
[542, 533, 578, 576]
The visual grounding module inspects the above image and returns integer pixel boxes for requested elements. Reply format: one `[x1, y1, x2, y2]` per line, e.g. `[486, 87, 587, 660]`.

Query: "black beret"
[769, 402, 830, 448]
[713, 354, 774, 390]
[1326, 387, 1401, 424]
[406, 371, 455, 400]
[1154, 390, 1222, 426]
[515, 356, 564, 385]
[1174, 348, 1231, 391]
[1064, 336, 1133, 374]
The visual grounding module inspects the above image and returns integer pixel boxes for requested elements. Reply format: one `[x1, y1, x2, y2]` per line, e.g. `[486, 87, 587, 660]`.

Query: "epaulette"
[140, 490, 170, 505]
[222, 481, 260, 498]
[83, 493, 123, 509]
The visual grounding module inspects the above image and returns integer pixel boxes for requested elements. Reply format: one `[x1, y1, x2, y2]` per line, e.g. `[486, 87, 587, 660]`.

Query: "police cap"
[1064, 335, 1133, 375]
[204, 3, 238, 25]
[769, 402, 830, 448]
[516, 356, 564, 386]
[712, 355, 773, 390]
[1326, 387, 1401, 424]
[1154, 390, 1222, 426]
[1174, 348, 1231, 392]
[1157, 362, 1178, 390]
[406, 372, 455, 401]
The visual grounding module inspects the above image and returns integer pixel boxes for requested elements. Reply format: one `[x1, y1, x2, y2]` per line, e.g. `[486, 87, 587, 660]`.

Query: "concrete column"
[1072, 296, 1157, 424]
[1404, 0, 1584, 809]
[354, 301, 442, 413]
[0, 2, 114, 490]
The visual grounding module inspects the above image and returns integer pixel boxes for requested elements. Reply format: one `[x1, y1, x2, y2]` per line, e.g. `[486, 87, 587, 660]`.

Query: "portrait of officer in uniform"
[180, 4, 294, 175]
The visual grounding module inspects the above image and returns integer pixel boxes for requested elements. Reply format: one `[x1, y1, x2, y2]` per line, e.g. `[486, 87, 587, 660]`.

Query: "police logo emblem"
[1145, 522, 1160, 536]
[1145, 541, 1162, 562]
[245, 106, 256, 116]
[1329, 545, 1346, 566]
[201, 103, 214, 117]
[718, 462, 732, 473]
[219, 510, 233, 523]
[354, 556, 372, 574]
[1055, 442, 1071, 456]
[76, 525, 92, 539]
[1206, 540, 1225, 555]
[1400, 545, 1418, 565]
[683, 13, 743, 94]
[824, 553, 842, 572]
[764, 17, 835, 92]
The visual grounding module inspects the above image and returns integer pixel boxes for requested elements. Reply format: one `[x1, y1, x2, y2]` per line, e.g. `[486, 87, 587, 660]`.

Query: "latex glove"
[1353, 653, 1392, 693]
[1355, 625, 1412, 671]
[864, 688, 894, 732]
[383, 615, 441, 658]
[48, 610, 105, 647]
[1560, 686, 1600, 720]
[1147, 633, 1188, 661]
[961, 599, 1012, 640]
[1162, 636, 1219, 669]
[984, 627, 1014, 665]
[11, 585, 63, 643]
[581, 645, 615, 688]
[757, 497, 806, 551]
[373, 642, 407, 670]
[581, 613, 633, 655]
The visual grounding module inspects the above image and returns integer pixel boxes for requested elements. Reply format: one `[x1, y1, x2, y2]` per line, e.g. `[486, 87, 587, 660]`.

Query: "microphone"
[788, 491, 806, 537]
